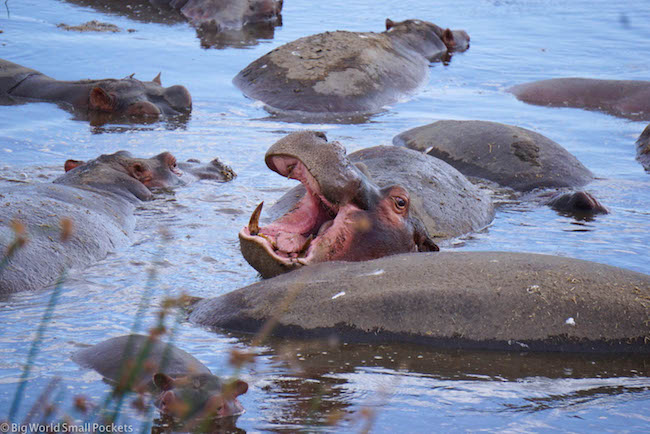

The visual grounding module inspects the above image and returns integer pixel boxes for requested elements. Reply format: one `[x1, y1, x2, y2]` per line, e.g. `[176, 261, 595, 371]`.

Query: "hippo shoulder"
[349, 146, 494, 240]
[394, 120, 593, 191]
[0, 58, 43, 95]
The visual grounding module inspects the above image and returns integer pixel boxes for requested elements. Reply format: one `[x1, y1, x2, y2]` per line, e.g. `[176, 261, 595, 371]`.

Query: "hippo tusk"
[248, 202, 264, 235]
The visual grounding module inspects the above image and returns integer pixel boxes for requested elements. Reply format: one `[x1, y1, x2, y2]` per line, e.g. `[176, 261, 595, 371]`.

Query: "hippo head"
[385, 18, 470, 60]
[239, 131, 438, 278]
[153, 372, 248, 420]
[56, 150, 186, 201]
[547, 191, 608, 220]
[86, 74, 192, 119]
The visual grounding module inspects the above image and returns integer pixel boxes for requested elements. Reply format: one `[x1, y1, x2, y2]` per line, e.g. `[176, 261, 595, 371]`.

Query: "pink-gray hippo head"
[57, 150, 187, 201]
[87, 73, 192, 118]
[154, 372, 248, 420]
[239, 131, 439, 278]
[385, 18, 470, 60]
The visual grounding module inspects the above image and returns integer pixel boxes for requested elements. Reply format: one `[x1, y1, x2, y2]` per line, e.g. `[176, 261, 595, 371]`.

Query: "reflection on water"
[0, 0, 649, 432]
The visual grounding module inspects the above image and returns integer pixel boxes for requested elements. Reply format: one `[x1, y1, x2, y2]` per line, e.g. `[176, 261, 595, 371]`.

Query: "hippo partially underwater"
[62, 0, 283, 49]
[73, 334, 248, 422]
[239, 131, 494, 278]
[0, 151, 235, 294]
[393, 120, 608, 217]
[509, 78, 650, 121]
[0, 58, 192, 124]
[190, 252, 650, 354]
[234, 19, 469, 119]
[636, 124, 650, 172]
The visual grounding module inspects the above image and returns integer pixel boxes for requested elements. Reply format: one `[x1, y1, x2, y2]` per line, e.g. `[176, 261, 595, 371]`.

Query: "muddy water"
[0, 0, 649, 432]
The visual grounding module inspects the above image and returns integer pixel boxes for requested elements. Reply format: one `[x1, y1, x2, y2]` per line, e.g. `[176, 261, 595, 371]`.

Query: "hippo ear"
[442, 28, 455, 47]
[153, 373, 175, 391]
[152, 72, 162, 85]
[385, 18, 395, 30]
[89, 87, 116, 112]
[64, 159, 84, 172]
[127, 162, 151, 183]
[233, 380, 248, 397]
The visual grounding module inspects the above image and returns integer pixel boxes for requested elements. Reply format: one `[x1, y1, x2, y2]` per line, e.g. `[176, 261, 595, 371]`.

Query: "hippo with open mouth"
[239, 131, 494, 278]
[0, 58, 192, 124]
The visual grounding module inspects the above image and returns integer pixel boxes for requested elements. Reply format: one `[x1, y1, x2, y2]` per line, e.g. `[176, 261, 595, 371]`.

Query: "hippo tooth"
[248, 202, 264, 235]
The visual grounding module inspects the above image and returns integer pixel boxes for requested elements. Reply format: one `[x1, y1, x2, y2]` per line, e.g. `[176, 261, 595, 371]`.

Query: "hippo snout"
[164, 85, 193, 114]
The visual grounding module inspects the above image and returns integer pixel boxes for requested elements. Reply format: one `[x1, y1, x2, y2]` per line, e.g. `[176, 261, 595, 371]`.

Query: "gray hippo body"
[0, 151, 234, 294]
[636, 124, 650, 172]
[72, 334, 248, 420]
[394, 120, 594, 192]
[161, 0, 283, 29]
[0, 58, 192, 124]
[239, 131, 494, 278]
[233, 19, 469, 118]
[190, 251, 650, 353]
[508, 78, 650, 121]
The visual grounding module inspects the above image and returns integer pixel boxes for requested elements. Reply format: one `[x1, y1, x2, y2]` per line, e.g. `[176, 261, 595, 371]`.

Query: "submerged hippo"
[239, 131, 494, 278]
[393, 120, 605, 217]
[636, 124, 650, 172]
[0, 58, 192, 123]
[508, 78, 650, 121]
[234, 19, 469, 118]
[73, 334, 248, 421]
[0, 151, 234, 294]
[62, 0, 282, 49]
[190, 252, 650, 354]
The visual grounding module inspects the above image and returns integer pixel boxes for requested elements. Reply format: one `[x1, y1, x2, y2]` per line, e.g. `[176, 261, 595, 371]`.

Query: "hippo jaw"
[240, 156, 365, 278]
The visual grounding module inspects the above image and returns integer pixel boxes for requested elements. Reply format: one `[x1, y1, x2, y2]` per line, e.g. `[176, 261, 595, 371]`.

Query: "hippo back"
[72, 334, 211, 390]
[0, 58, 43, 96]
[349, 146, 495, 240]
[394, 120, 594, 191]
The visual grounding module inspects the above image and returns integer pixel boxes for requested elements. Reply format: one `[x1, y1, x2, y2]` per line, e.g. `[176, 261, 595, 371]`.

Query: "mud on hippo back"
[239, 131, 494, 278]
[0, 151, 234, 294]
[0, 58, 192, 124]
[72, 334, 248, 424]
[233, 18, 469, 120]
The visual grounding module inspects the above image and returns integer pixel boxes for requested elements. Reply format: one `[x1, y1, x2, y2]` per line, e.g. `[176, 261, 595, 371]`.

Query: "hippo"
[0, 151, 235, 294]
[239, 131, 494, 278]
[393, 120, 606, 217]
[62, 0, 282, 49]
[189, 251, 650, 354]
[72, 334, 248, 422]
[636, 124, 650, 172]
[233, 19, 470, 119]
[508, 78, 650, 121]
[0, 58, 192, 124]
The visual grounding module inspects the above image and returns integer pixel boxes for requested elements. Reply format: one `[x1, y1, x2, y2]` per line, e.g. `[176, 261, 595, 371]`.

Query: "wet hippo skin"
[239, 131, 494, 278]
[234, 19, 469, 118]
[508, 78, 650, 121]
[72, 334, 248, 421]
[190, 252, 650, 353]
[0, 58, 192, 124]
[636, 124, 650, 172]
[0, 151, 235, 294]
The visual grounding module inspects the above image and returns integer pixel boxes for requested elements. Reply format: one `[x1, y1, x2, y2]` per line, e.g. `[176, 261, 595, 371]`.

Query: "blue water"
[0, 0, 648, 432]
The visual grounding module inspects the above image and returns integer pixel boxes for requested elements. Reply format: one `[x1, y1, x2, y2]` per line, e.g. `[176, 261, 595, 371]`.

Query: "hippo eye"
[393, 196, 407, 211]
[314, 131, 327, 141]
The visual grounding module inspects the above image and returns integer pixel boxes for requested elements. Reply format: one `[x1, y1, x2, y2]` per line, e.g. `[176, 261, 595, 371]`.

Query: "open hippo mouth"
[239, 154, 366, 277]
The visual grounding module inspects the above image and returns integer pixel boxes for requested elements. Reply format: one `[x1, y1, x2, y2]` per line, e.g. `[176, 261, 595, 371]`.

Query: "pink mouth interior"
[240, 156, 358, 264]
